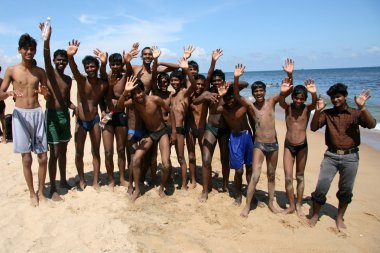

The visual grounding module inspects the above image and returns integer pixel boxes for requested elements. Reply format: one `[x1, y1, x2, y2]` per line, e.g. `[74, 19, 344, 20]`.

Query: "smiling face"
[53, 55, 68, 71]
[252, 87, 266, 102]
[330, 93, 347, 108]
[84, 62, 98, 78]
[195, 78, 206, 95]
[132, 87, 145, 104]
[18, 46, 36, 62]
[141, 48, 153, 65]
[292, 93, 306, 108]
[170, 76, 181, 91]
[158, 77, 169, 92]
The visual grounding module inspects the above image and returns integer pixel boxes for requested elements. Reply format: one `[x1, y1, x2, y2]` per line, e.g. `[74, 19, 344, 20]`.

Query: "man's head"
[18, 33, 37, 61]
[291, 85, 308, 108]
[108, 53, 123, 73]
[251, 81, 266, 102]
[170, 70, 184, 91]
[141, 47, 153, 65]
[53, 49, 68, 71]
[211, 69, 225, 91]
[82, 56, 99, 78]
[327, 83, 348, 108]
[157, 73, 170, 92]
[194, 74, 206, 95]
[132, 79, 146, 103]
[223, 85, 235, 107]
[188, 60, 199, 76]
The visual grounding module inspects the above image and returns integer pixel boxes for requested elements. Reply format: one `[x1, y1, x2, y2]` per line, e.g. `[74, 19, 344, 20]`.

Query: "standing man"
[40, 23, 76, 201]
[308, 84, 376, 231]
[67, 39, 108, 190]
[0, 34, 49, 206]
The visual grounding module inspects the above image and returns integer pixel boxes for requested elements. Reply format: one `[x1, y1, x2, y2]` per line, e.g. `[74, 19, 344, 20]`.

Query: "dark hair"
[170, 70, 184, 81]
[158, 73, 169, 83]
[109, 53, 122, 63]
[188, 60, 199, 71]
[327, 83, 348, 97]
[212, 69, 225, 81]
[141, 47, 152, 55]
[194, 74, 206, 81]
[292, 85, 308, 99]
[53, 49, 68, 60]
[251, 81, 266, 92]
[32, 59, 37, 66]
[225, 85, 234, 97]
[135, 79, 145, 92]
[18, 33, 37, 49]
[82, 55, 99, 67]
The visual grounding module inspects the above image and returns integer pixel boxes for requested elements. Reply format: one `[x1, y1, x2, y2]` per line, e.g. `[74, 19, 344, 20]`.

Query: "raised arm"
[233, 64, 251, 108]
[123, 42, 140, 76]
[67, 39, 86, 84]
[93, 48, 108, 81]
[151, 46, 161, 94]
[180, 57, 197, 97]
[355, 89, 377, 128]
[278, 77, 293, 109]
[39, 22, 54, 77]
[115, 75, 138, 110]
[205, 48, 223, 91]
[283, 58, 294, 86]
[192, 91, 219, 105]
[305, 79, 317, 110]
[310, 94, 326, 131]
[182, 45, 195, 60]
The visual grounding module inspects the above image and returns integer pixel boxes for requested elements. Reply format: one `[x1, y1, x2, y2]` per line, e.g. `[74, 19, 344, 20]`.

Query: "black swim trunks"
[284, 140, 308, 157]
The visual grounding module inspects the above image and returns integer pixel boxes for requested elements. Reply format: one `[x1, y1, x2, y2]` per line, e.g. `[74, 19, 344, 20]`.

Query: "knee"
[177, 155, 186, 165]
[132, 157, 141, 168]
[336, 189, 353, 204]
[188, 154, 196, 165]
[104, 149, 114, 160]
[75, 151, 84, 160]
[91, 148, 100, 158]
[296, 173, 304, 184]
[23, 155, 33, 166]
[235, 169, 244, 176]
[285, 176, 293, 188]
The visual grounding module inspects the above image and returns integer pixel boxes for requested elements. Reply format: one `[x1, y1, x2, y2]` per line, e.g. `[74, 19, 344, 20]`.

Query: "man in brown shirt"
[308, 83, 376, 232]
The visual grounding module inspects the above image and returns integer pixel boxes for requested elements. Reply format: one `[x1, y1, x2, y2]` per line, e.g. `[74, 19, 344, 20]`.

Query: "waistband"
[327, 147, 359, 155]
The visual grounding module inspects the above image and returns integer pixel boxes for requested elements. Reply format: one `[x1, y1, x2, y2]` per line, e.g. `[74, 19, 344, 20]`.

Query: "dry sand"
[0, 86, 380, 253]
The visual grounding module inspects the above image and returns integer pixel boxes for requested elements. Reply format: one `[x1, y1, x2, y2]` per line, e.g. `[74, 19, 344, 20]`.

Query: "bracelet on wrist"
[360, 107, 366, 111]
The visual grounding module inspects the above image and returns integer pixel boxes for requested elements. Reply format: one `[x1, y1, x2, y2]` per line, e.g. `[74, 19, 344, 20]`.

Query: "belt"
[328, 147, 358, 155]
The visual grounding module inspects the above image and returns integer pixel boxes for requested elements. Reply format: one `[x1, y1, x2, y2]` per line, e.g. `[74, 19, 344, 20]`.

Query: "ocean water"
[223, 67, 380, 131]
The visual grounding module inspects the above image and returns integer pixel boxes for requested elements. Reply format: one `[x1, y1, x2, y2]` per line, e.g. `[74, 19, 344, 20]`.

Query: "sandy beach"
[0, 86, 380, 253]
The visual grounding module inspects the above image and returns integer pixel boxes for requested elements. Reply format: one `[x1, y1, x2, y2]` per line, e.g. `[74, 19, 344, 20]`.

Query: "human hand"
[217, 82, 229, 97]
[178, 57, 188, 69]
[170, 132, 177, 145]
[39, 22, 52, 40]
[316, 94, 326, 111]
[280, 77, 293, 94]
[212, 48, 223, 62]
[152, 46, 161, 59]
[93, 48, 108, 65]
[183, 45, 195, 60]
[67, 39, 80, 57]
[283, 58, 294, 75]
[355, 89, 371, 109]
[7, 90, 23, 98]
[206, 92, 220, 104]
[36, 85, 49, 97]
[305, 79, 316, 94]
[123, 43, 140, 63]
[124, 75, 138, 92]
[234, 64, 245, 78]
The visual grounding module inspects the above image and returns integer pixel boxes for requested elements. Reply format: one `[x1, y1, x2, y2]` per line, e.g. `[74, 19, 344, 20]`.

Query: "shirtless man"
[186, 49, 223, 191]
[40, 23, 76, 201]
[0, 34, 49, 206]
[101, 53, 128, 187]
[211, 84, 253, 205]
[116, 76, 173, 202]
[279, 59, 317, 215]
[67, 39, 108, 190]
[170, 58, 197, 189]
[233, 64, 284, 217]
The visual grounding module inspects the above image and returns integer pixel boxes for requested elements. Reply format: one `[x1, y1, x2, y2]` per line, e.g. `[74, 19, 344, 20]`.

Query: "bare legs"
[48, 142, 69, 201]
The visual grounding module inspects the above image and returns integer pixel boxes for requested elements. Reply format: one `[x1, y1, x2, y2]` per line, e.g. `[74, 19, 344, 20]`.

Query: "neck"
[21, 59, 34, 68]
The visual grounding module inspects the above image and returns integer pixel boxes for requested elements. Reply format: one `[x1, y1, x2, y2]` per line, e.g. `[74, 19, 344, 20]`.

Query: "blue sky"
[0, 0, 379, 75]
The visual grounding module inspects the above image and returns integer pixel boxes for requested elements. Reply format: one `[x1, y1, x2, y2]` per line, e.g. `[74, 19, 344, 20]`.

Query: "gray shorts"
[12, 107, 48, 154]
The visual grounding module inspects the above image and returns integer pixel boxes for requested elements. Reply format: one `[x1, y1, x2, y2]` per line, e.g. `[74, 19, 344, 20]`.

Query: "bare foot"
[127, 185, 133, 196]
[120, 180, 128, 187]
[1, 137, 6, 144]
[198, 191, 208, 203]
[51, 192, 64, 202]
[234, 195, 242, 206]
[296, 204, 306, 218]
[130, 190, 141, 202]
[30, 194, 39, 207]
[59, 181, 72, 189]
[190, 181, 197, 189]
[78, 181, 87, 191]
[282, 207, 296, 215]
[240, 205, 251, 218]
[181, 184, 189, 190]
[37, 192, 48, 204]
[158, 187, 166, 198]
[93, 183, 100, 191]
[268, 203, 279, 213]
[307, 215, 319, 227]
[336, 218, 347, 232]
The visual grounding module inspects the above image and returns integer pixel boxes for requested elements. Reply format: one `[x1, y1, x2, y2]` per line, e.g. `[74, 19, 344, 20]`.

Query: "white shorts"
[12, 107, 48, 154]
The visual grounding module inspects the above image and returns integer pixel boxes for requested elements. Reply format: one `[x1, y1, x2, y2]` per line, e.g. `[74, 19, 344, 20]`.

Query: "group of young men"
[0, 23, 377, 232]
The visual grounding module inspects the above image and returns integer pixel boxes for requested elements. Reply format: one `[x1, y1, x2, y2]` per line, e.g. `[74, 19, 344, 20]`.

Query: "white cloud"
[0, 23, 22, 36]
[0, 50, 20, 75]
[367, 46, 380, 54]
[159, 47, 178, 59]
[191, 47, 208, 61]
[78, 14, 107, 24]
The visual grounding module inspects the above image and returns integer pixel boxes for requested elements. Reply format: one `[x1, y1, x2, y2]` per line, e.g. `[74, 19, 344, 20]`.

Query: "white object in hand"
[41, 17, 51, 41]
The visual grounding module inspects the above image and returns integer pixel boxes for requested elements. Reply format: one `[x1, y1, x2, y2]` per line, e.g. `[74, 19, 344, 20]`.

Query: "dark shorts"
[0, 101, 5, 114]
[106, 112, 127, 127]
[253, 141, 279, 155]
[149, 126, 169, 142]
[77, 115, 100, 132]
[206, 123, 229, 138]
[46, 108, 72, 144]
[284, 140, 308, 157]
[187, 127, 205, 139]
[128, 129, 145, 142]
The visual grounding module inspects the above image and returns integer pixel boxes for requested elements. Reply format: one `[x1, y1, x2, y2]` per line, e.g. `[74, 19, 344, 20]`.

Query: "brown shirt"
[317, 106, 375, 150]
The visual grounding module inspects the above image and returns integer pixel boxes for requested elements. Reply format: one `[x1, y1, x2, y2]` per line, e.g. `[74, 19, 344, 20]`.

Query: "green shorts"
[46, 108, 72, 144]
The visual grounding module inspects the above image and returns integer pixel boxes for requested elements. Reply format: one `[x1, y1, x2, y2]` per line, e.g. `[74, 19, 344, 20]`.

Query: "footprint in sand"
[327, 227, 348, 238]
[363, 212, 380, 222]
[279, 219, 298, 230]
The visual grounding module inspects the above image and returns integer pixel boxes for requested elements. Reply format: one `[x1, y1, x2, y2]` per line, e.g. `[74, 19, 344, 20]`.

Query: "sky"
[0, 0, 379, 76]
